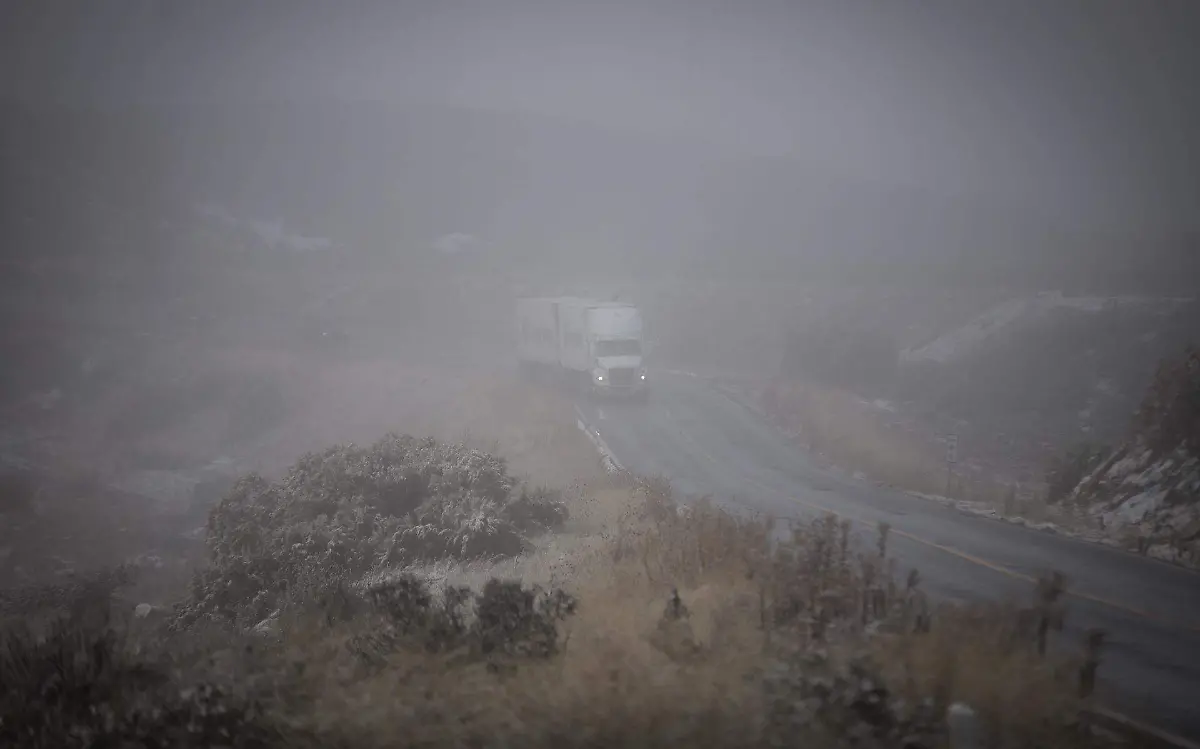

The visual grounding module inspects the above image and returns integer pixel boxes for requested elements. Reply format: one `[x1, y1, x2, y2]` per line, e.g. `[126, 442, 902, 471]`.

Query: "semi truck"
[516, 296, 649, 398]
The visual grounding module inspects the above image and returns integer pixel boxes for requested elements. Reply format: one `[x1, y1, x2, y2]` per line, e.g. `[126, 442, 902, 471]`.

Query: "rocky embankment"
[1070, 347, 1200, 567]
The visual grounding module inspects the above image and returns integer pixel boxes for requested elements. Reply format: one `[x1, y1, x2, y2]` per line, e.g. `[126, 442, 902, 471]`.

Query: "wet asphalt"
[575, 371, 1200, 739]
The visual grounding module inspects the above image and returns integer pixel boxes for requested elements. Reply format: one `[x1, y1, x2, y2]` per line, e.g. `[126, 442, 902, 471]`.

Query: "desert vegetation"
[0, 432, 1118, 748]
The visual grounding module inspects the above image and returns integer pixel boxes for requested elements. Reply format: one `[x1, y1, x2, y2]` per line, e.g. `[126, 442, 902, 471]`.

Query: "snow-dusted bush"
[178, 434, 567, 627]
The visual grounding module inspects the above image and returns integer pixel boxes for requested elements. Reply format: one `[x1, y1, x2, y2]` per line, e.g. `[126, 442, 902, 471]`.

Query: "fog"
[5, 1, 1200, 740]
[3, 0, 1198, 451]
[2, 0, 1198, 491]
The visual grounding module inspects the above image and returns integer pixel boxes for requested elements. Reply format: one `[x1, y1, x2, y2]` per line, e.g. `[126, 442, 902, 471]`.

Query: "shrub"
[177, 434, 567, 628]
[0, 582, 292, 748]
[0, 477, 1099, 749]
[763, 652, 943, 748]
[350, 573, 472, 660]
[349, 573, 577, 665]
[473, 578, 577, 658]
[503, 485, 570, 532]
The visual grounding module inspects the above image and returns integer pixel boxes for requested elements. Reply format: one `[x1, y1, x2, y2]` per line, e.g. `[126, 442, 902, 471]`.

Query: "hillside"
[1, 97, 1196, 746]
[4, 98, 1197, 292]
[4, 96, 1198, 530]
[893, 295, 1200, 459]
[1070, 348, 1200, 566]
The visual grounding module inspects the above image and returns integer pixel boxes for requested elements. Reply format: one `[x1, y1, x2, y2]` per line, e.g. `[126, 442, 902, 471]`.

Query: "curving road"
[574, 371, 1200, 740]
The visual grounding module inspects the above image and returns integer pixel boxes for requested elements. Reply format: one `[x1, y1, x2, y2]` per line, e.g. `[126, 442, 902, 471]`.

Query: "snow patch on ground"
[1072, 443, 1200, 567]
[905, 490, 1121, 546]
[192, 203, 336, 254]
[109, 470, 199, 509]
[107, 460, 238, 517]
[1103, 488, 1168, 526]
[901, 296, 1037, 365]
[900, 292, 1189, 366]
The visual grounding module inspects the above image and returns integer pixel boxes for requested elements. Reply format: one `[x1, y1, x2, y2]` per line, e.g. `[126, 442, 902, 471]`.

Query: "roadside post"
[945, 433, 959, 495]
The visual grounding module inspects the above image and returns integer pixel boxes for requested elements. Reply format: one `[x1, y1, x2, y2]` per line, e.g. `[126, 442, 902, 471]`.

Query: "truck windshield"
[594, 339, 641, 357]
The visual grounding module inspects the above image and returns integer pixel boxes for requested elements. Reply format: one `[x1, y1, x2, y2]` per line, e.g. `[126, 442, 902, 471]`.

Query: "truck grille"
[608, 368, 637, 388]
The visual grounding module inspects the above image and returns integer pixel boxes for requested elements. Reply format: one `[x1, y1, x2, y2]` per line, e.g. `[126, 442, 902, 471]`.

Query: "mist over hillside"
[4, 98, 1196, 293]
[5, 4, 1200, 742]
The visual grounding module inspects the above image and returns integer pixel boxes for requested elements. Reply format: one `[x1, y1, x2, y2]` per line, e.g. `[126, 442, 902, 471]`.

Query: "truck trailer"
[516, 296, 648, 398]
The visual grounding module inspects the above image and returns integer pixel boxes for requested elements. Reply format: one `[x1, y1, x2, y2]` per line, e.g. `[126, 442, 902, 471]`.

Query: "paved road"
[575, 371, 1200, 740]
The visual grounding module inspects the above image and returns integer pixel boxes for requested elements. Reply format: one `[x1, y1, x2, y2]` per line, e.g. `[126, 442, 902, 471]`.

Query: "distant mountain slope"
[895, 295, 1199, 448]
[4, 98, 1196, 292]
[900, 292, 1192, 366]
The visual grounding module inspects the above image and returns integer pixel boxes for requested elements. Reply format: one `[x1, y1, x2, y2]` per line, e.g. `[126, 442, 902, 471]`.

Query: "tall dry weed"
[0, 473, 1102, 748]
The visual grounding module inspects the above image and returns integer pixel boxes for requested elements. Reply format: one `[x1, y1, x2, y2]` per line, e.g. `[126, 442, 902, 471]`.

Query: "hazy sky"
[4, 0, 1198, 232]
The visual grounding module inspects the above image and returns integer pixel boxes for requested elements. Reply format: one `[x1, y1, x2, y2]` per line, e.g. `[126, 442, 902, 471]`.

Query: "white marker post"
[945, 434, 959, 495]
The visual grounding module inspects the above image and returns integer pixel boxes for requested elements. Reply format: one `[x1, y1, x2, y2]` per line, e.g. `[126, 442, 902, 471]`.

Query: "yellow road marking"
[600, 409, 1200, 632]
[780, 488, 1200, 633]
[651, 387, 1200, 745]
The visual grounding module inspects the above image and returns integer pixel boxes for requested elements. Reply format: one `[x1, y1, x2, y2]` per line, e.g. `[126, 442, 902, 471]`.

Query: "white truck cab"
[517, 297, 649, 398]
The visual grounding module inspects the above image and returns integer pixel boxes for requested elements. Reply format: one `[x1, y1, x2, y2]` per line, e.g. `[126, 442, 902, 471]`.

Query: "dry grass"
[874, 609, 1083, 743]
[296, 484, 1097, 747]
[763, 380, 1065, 520]
[304, 577, 767, 748]
[1, 476, 1106, 748]
[766, 380, 953, 495]
[419, 497, 1067, 743]
[437, 378, 606, 489]
[35, 335, 599, 490]
[1, 333, 1108, 747]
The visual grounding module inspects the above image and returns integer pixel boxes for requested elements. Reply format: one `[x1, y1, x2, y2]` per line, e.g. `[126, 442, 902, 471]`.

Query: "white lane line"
[574, 405, 624, 473]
